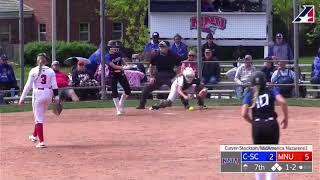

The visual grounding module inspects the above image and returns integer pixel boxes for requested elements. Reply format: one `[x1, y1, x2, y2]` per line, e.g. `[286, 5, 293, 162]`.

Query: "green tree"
[105, 0, 148, 52]
[305, 3, 320, 45]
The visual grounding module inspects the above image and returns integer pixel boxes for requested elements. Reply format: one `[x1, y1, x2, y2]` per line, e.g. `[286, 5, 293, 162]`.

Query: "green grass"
[299, 56, 314, 64]
[1, 98, 319, 113]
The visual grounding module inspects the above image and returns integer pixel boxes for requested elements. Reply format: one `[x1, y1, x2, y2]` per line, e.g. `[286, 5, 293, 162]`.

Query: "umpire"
[136, 41, 182, 109]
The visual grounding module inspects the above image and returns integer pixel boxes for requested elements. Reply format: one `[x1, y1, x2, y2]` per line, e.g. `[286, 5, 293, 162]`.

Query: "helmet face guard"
[107, 40, 121, 53]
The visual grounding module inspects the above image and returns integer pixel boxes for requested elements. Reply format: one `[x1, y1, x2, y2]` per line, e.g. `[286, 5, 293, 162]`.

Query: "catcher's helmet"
[251, 71, 267, 88]
[183, 67, 195, 83]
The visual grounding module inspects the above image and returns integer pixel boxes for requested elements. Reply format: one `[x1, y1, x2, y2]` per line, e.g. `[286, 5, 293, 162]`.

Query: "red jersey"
[54, 70, 69, 88]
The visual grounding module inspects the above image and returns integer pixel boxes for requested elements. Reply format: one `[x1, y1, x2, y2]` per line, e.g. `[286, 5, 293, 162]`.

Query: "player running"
[241, 71, 288, 180]
[105, 40, 131, 115]
[18, 53, 59, 148]
[150, 67, 207, 110]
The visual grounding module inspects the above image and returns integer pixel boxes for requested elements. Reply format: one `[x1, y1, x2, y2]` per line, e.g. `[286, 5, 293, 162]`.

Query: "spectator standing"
[310, 48, 320, 98]
[72, 60, 99, 100]
[51, 61, 79, 101]
[268, 33, 293, 63]
[170, 34, 188, 59]
[271, 60, 295, 98]
[86, 45, 103, 76]
[144, 32, 160, 53]
[181, 50, 198, 76]
[261, 57, 275, 82]
[202, 33, 219, 59]
[202, 49, 220, 85]
[234, 55, 256, 98]
[0, 54, 18, 93]
[136, 41, 182, 109]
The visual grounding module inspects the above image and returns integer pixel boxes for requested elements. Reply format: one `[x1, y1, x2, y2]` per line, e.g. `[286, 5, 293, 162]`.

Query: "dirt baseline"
[1, 106, 319, 180]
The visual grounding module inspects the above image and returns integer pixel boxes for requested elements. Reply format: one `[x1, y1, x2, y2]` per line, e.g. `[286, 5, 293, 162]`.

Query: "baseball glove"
[52, 101, 63, 116]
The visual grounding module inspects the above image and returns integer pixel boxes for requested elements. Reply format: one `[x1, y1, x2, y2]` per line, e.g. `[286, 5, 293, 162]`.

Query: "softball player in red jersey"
[18, 53, 59, 148]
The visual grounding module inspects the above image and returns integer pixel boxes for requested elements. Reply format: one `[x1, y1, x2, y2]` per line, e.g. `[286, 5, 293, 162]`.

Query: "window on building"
[112, 22, 123, 40]
[79, 23, 90, 42]
[0, 24, 11, 45]
[38, 24, 46, 41]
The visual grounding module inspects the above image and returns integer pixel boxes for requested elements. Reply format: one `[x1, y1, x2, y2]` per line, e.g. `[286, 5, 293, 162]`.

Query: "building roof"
[0, 0, 33, 19]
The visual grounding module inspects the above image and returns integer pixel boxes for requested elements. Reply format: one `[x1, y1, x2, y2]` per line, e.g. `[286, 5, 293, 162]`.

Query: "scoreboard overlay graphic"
[220, 145, 313, 173]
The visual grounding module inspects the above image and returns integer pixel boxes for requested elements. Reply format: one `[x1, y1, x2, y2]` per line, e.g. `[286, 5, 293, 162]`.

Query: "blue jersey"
[243, 88, 280, 120]
[105, 52, 122, 73]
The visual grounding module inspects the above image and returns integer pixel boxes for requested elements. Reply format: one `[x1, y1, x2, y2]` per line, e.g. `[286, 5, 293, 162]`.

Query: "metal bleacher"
[1, 63, 319, 104]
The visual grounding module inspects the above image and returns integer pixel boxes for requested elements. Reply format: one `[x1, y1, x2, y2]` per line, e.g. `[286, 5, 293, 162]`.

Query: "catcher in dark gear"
[150, 67, 207, 110]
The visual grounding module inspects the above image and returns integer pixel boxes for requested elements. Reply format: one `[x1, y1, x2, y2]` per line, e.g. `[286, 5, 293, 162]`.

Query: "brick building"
[0, 0, 124, 58]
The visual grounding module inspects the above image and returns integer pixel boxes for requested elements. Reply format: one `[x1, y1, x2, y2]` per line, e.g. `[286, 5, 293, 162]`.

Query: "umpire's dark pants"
[139, 72, 175, 107]
[110, 72, 131, 98]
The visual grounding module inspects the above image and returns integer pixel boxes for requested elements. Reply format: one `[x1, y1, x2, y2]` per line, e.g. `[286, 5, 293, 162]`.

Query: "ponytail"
[36, 53, 48, 79]
[250, 85, 261, 108]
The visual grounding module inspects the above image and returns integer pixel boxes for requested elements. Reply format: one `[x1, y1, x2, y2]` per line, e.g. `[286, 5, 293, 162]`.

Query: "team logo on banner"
[293, 5, 315, 23]
[190, 16, 227, 34]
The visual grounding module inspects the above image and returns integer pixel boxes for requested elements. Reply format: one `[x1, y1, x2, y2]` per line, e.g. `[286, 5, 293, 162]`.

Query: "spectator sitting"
[218, 0, 232, 12]
[170, 34, 188, 59]
[226, 46, 247, 81]
[97, 63, 145, 89]
[181, 50, 198, 76]
[201, 33, 219, 59]
[202, 49, 220, 85]
[271, 60, 295, 98]
[232, 0, 249, 12]
[131, 54, 146, 74]
[51, 61, 79, 101]
[202, 0, 215, 12]
[0, 55, 19, 96]
[268, 33, 293, 63]
[211, 0, 221, 11]
[310, 48, 320, 98]
[72, 60, 99, 100]
[132, 54, 147, 83]
[234, 54, 256, 98]
[261, 57, 275, 82]
[232, 45, 246, 66]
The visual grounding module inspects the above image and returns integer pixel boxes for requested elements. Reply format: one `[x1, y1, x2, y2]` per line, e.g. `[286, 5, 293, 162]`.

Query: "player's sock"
[32, 124, 37, 137]
[113, 98, 120, 111]
[255, 173, 265, 180]
[158, 100, 172, 108]
[265, 172, 275, 180]
[197, 98, 204, 106]
[35, 123, 44, 142]
[180, 97, 189, 108]
[119, 94, 129, 108]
